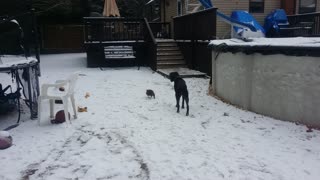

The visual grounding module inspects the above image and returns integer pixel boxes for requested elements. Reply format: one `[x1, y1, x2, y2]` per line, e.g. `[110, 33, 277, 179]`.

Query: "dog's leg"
[185, 96, 189, 116]
[176, 93, 181, 113]
[182, 96, 185, 109]
[182, 90, 187, 109]
[175, 93, 179, 108]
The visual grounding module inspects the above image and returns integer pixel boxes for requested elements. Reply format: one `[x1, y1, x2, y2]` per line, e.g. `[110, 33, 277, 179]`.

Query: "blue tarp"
[196, 0, 265, 37]
[264, 9, 289, 36]
[231, 11, 265, 35]
[217, 11, 257, 32]
[197, 0, 258, 32]
[198, 0, 212, 9]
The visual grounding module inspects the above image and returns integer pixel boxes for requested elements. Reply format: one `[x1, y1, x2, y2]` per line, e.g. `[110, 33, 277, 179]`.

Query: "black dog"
[169, 72, 189, 116]
[146, 89, 155, 99]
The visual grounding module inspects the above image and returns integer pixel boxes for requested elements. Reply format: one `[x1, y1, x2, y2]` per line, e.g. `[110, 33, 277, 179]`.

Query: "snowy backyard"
[0, 53, 319, 180]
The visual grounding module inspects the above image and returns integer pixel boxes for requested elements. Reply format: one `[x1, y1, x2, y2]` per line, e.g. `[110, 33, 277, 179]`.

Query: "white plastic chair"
[38, 72, 79, 125]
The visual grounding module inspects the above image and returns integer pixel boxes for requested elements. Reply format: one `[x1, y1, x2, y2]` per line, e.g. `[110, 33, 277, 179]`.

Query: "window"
[249, 0, 264, 13]
[299, 0, 316, 14]
[177, 0, 182, 16]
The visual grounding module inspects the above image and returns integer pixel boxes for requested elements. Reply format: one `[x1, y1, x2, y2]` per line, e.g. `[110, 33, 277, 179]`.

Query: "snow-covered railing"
[83, 17, 145, 42]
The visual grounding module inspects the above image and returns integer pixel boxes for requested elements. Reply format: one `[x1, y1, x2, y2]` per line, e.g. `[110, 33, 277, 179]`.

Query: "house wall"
[213, 0, 249, 38]
[163, 0, 280, 38]
[211, 51, 320, 128]
[163, 0, 320, 39]
[162, 0, 179, 35]
[213, 0, 280, 38]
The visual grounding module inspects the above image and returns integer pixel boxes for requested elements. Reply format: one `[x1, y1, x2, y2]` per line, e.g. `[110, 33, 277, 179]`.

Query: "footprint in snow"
[21, 128, 150, 180]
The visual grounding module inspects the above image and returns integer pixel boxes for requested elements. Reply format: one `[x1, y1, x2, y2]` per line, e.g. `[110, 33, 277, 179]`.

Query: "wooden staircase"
[156, 39, 187, 69]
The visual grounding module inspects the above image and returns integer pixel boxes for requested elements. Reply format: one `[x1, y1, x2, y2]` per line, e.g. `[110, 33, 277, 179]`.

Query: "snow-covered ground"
[0, 53, 319, 180]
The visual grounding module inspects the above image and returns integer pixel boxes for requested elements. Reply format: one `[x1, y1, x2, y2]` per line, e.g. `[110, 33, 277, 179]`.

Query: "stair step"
[157, 60, 186, 65]
[157, 55, 184, 61]
[157, 45, 177, 48]
[157, 47, 180, 51]
[157, 43, 178, 47]
[157, 52, 182, 56]
[156, 39, 187, 69]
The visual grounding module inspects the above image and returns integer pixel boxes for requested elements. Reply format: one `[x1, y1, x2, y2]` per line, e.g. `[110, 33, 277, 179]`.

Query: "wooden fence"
[41, 24, 84, 52]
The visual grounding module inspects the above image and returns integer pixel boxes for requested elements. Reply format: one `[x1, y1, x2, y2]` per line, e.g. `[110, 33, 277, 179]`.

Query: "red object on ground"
[0, 131, 12, 150]
[51, 110, 70, 124]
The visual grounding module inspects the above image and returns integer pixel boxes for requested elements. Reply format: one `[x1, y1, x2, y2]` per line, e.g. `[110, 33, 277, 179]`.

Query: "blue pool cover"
[231, 11, 265, 35]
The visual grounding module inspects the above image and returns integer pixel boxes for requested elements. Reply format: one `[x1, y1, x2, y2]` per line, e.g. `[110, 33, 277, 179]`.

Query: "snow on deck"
[0, 53, 319, 180]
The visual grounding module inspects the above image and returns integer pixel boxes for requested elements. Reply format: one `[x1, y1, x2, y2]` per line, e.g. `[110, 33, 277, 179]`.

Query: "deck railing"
[83, 17, 158, 70]
[143, 18, 157, 71]
[83, 17, 172, 41]
[287, 12, 320, 36]
[149, 22, 171, 39]
[173, 8, 217, 40]
[83, 17, 144, 42]
[172, 8, 217, 75]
